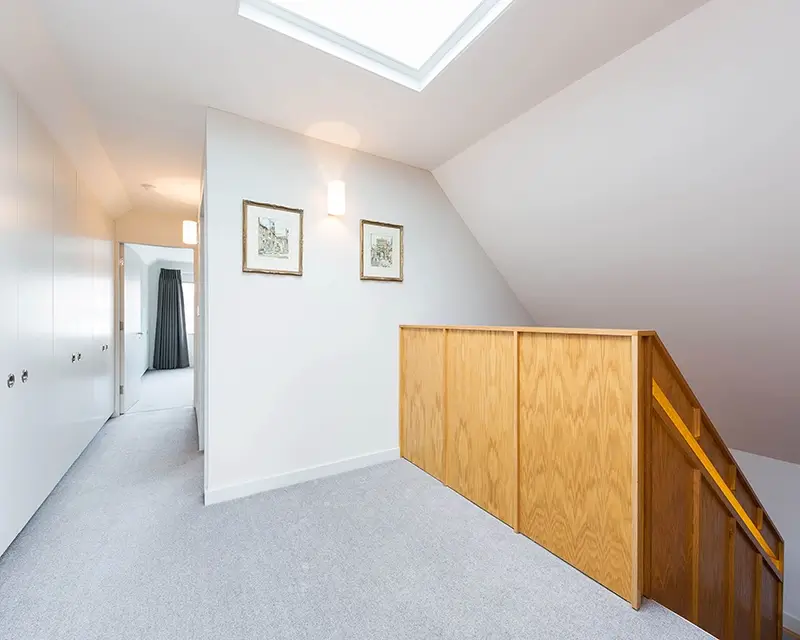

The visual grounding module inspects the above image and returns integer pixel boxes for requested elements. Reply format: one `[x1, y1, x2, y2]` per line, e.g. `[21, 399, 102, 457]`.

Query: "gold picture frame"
[242, 200, 304, 276]
[360, 219, 404, 282]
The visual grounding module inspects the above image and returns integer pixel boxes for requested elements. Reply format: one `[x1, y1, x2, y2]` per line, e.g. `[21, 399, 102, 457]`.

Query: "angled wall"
[203, 109, 531, 502]
[434, 0, 800, 623]
[435, 0, 799, 464]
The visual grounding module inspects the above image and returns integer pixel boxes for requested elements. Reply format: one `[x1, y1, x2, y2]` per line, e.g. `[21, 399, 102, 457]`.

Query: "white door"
[0, 73, 23, 553]
[93, 237, 114, 422]
[121, 245, 144, 412]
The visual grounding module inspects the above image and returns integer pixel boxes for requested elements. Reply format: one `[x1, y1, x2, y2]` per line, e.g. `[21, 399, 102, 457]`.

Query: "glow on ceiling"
[239, 0, 515, 91]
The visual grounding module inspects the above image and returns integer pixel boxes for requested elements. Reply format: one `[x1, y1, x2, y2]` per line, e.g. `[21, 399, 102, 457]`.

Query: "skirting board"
[786, 613, 800, 637]
[204, 448, 400, 506]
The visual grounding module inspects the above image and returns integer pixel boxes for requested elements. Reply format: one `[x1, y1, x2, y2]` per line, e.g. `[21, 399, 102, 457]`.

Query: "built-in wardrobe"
[0, 71, 116, 555]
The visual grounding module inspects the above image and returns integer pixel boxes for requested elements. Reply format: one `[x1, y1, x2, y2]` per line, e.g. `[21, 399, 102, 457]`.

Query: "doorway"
[119, 243, 195, 414]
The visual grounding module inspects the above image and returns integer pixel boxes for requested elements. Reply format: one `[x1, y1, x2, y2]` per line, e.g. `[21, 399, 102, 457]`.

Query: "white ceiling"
[0, 0, 707, 214]
[435, 0, 800, 463]
[127, 244, 194, 266]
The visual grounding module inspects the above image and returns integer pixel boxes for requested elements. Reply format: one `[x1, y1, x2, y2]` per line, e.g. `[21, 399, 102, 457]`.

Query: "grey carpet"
[128, 367, 194, 414]
[0, 407, 711, 640]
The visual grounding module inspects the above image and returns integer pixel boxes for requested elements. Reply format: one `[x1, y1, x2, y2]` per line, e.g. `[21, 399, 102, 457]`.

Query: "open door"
[119, 244, 143, 413]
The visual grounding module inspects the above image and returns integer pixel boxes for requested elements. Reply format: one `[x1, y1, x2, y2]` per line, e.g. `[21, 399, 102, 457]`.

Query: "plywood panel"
[698, 479, 728, 639]
[401, 329, 445, 481]
[648, 410, 694, 620]
[700, 416, 734, 484]
[734, 528, 757, 640]
[652, 346, 695, 435]
[734, 475, 759, 523]
[761, 520, 780, 557]
[761, 561, 779, 640]
[446, 330, 515, 525]
[518, 333, 633, 600]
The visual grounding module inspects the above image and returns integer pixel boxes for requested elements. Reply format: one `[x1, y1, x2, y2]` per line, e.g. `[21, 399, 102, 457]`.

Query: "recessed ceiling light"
[239, 0, 515, 91]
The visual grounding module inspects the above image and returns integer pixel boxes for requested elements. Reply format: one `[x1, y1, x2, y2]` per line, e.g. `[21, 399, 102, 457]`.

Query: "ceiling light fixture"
[238, 0, 515, 91]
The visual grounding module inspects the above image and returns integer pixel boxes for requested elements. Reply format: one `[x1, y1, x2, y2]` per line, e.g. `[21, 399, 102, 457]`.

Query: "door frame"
[114, 241, 198, 418]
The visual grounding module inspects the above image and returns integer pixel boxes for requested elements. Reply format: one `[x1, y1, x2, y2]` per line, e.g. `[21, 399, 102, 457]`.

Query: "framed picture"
[360, 219, 404, 282]
[242, 200, 303, 276]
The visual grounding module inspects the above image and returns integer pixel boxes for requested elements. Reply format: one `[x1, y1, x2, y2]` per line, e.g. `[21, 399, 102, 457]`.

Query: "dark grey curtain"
[152, 269, 190, 370]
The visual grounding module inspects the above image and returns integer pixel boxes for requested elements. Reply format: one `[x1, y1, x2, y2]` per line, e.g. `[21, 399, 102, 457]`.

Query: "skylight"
[239, 0, 515, 91]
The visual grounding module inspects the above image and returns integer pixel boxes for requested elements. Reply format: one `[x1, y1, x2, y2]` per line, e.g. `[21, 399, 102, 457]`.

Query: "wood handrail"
[652, 380, 782, 578]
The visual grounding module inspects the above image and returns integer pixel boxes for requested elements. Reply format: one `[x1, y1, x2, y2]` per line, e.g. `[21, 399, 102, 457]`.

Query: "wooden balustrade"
[399, 325, 784, 639]
[641, 334, 784, 640]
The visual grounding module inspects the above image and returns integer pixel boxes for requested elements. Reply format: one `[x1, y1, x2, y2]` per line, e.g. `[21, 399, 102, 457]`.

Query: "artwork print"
[242, 200, 303, 275]
[360, 220, 403, 282]
[258, 217, 290, 259]
[370, 232, 394, 268]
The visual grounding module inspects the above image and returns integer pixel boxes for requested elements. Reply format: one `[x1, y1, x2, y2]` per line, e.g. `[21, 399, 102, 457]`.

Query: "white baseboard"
[785, 612, 800, 635]
[204, 447, 400, 506]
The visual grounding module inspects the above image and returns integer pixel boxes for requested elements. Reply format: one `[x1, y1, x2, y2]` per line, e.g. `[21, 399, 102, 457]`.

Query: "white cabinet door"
[53, 150, 80, 454]
[0, 74, 23, 554]
[121, 245, 143, 412]
[15, 101, 56, 514]
[93, 237, 114, 422]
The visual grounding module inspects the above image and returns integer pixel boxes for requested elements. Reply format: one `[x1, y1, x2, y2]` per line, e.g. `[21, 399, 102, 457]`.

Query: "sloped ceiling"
[12, 0, 707, 214]
[435, 0, 800, 463]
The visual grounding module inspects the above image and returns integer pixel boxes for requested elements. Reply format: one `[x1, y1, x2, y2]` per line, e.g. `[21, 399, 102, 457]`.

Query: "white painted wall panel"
[0, 71, 116, 557]
[204, 109, 531, 498]
[0, 70, 23, 553]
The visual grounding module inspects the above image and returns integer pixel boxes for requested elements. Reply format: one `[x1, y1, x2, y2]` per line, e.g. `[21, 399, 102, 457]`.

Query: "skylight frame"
[238, 0, 515, 91]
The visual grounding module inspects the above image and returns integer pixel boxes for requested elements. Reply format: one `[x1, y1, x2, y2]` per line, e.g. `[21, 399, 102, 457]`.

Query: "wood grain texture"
[401, 325, 646, 337]
[652, 344, 695, 436]
[647, 409, 694, 620]
[400, 329, 445, 481]
[700, 416, 735, 482]
[760, 521, 780, 560]
[640, 336, 653, 598]
[652, 382, 780, 577]
[513, 331, 520, 532]
[519, 333, 633, 601]
[446, 330, 516, 525]
[755, 557, 762, 640]
[631, 335, 643, 609]
[734, 527, 758, 640]
[698, 479, 728, 639]
[735, 473, 759, 523]
[691, 470, 701, 623]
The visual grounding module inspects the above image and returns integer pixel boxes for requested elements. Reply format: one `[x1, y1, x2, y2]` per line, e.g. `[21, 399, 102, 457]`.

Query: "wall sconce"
[183, 220, 198, 245]
[328, 180, 346, 216]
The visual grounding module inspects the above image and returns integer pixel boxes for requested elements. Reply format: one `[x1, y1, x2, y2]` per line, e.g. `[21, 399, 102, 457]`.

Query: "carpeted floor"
[0, 407, 711, 639]
[127, 367, 194, 414]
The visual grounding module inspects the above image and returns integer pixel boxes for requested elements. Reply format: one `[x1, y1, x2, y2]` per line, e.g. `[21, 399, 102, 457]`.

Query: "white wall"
[204, 109, 531, 500]
[734, 450, 800, 629]
[434, 0, 800, 464]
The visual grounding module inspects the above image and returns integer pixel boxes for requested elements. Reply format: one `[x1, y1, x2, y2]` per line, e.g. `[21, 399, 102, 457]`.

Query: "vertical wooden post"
[692, 407, 702, 438]
[725, 519, 736, 640]
[754, 556, 762, 640]
[728, 464, 737, 491]
[630, 334, 642, 609]
[640, 335, 653, 599]
[398, 328, 405, 459]
[513, 330, 520, 533]
[691, 470, 701, 623]
[777, 540, 785, 639]
[442, 328, 449, 487]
